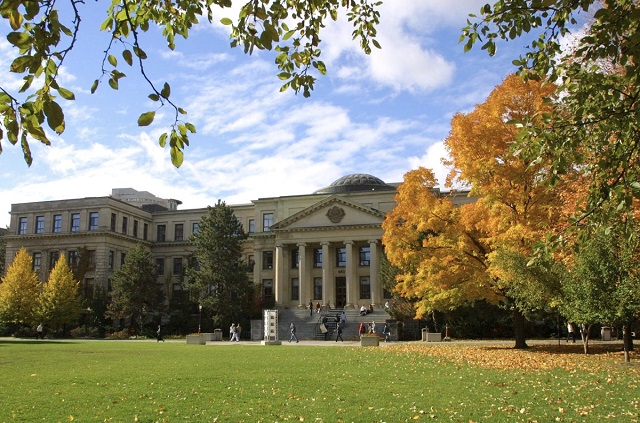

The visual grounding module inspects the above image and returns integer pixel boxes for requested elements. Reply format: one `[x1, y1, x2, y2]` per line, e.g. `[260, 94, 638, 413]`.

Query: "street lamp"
[198, 304, 202, 334]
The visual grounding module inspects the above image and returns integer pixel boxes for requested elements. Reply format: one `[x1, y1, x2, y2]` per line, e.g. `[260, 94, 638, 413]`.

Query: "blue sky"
[0, 0, 530, 228]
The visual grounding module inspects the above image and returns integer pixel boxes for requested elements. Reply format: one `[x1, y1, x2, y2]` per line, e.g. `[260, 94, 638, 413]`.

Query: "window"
[359, 247, 370, 266]
[248, 255, 255, 271]
[262, 279, 273, 302]
[133, 220, 138, 238]
[52, 215, 62, 233]
[71, 213, 80, 232]
[291, 278, 299, 301]
[156, 258, 165, 276]
[248, 219, 255, 233]
[84, 278, 95, 300]
[336, 247, 346, 267]
[89, 212, 99, 231]
[262, 213, 274, 231]
[262, 250, 273, 269]
[173, 258, 183, 275]
[33, 252, 42, 271]
[35, 216, 44, 234]
[143, 223, 148, 240]
[192, 222, 199, 235]
[68, 250, 79, 267]
[49, 251, 60, 270]
[108, 251, 114, 270]
[88, 250, 96, 268]
[121, 252, 126, 267]
[121, 216, 128, 234]
[157, 225, 166, 242]
[174, 224, 184, 241]
[110, 213, 116, 231]
[313, 248, 322, 268]
[359, 276, 371, 300]
[18, 217, 27, 235]
[291, 249, 299, 269]
[313, 277, 323, 300]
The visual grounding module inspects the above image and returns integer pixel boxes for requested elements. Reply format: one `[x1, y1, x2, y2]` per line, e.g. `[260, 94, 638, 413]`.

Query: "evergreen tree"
[37, 254, 83, 334]
[184, 200, 251, 330]
[108, 243, 164, 333]
[0, 247, 42, 326]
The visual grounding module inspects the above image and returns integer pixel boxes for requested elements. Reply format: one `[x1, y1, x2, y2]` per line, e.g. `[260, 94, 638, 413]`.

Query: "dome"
[314, 173, 395, 194]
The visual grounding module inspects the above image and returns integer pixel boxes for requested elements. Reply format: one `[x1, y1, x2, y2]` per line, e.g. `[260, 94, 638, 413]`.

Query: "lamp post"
[198, 304, 202, 334]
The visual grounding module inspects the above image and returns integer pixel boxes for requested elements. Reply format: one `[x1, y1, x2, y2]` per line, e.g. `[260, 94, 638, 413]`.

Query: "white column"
[274, 243, 286, 306]
[344, 240, 357, 308]
[369, 239, 381, 306]
[297, 243, 307, 308]
[321, 241, 333, 307]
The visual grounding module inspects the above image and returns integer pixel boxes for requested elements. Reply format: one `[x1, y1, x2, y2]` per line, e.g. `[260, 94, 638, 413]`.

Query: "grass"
[0, 339, 638, 422]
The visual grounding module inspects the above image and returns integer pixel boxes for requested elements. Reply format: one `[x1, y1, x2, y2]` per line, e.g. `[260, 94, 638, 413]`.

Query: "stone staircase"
[277, 306, 392, 342]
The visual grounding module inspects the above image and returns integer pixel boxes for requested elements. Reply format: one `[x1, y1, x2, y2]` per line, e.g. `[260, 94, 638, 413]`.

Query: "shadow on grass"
[479, 343, 635, 356]
[0, 339, 79, 346]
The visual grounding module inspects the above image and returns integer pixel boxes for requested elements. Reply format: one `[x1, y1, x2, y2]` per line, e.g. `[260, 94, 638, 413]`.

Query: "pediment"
[271, 196, 385, 232]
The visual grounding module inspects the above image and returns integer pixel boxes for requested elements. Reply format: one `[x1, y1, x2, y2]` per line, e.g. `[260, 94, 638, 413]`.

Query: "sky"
[0, 0, 532, 228]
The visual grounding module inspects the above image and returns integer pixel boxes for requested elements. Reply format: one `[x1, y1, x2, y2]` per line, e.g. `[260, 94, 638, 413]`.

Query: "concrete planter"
[186, 334, 205, 345]
[360, 336, 380, 346]
[201, 333, 215, 342]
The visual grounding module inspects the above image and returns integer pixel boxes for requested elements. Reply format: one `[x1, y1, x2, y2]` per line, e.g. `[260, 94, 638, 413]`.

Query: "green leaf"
[148, 94, 160, 101]
[170, 145, 184, 167]
[158, 133, 167, 147]
[160, 83, 171, 99]
[277, 72, 291, 80]
[43, 100, 65, 134]
[178, 108, 187, 115]
[108, 54, 117, 67]
[56, 87, 75, 100]
[7, 32, 31, 48]
[122, 50, 133, 66]
[108, 78, 119, 90]
[137, 111, 155, 126]
[90, 79, 99, 94]
[220, 17, 233, 25]
[185, 122, 196, 133]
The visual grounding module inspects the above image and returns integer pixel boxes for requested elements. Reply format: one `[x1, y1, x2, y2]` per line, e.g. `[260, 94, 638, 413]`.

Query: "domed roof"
[314, 173, 395, 194]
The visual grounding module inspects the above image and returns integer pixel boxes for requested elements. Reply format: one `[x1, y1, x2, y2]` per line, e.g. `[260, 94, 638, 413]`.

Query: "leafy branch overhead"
[0, 0, 381, 167]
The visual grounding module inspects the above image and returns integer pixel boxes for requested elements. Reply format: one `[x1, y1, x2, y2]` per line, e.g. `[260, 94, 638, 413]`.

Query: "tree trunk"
[513, 310, 528, 349]
[580, 324, 591, 354]
[623, 324, 632, 363]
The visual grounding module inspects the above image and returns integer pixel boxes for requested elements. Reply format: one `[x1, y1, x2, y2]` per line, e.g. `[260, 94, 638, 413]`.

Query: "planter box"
[186, 334, 205, 345]
[201, 333, 215, 342]
[426, 333, 441, 342]
[360, 336, 380, 346]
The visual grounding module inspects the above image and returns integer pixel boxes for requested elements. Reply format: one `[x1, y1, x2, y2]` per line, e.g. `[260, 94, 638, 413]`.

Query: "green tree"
[107, 243, 164, 334]
[462, 0, 640, 224]
[0, 230, 6, 275]
[36, 254, 83, 335]
[0, 0, 380, 167]
[184, 200, 251, 330]
[0, 247, 41, 327]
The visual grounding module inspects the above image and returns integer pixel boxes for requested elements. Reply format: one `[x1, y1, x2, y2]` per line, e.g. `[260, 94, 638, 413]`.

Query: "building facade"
[3, 175, 473, 311]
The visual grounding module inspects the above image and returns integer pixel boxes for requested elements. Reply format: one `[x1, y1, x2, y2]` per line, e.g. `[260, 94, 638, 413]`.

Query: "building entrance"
[335, 277, 346, 308]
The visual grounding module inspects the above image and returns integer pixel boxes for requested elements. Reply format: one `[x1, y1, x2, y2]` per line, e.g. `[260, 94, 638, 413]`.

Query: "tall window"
[359, 246, 370, 266]
[291, 249, 299, 269]
[248, 219, 255, 233]
[156, 258, 165, 275]
[110, 213, 116, 231]
[248, 255, 255, 271]
[32, 252, 42, 271]
[52, 214, 62, 233]
[262, 250, 273, 269]
[336, 247, 346, 267]
[133, 220, 138, 238]
[143, 223, 148, 240]
[291, 278, 299, 301]
[121, 252, 126, 267]
[313, 277, 323, 300]
[49, 251, 59, 270]
[313, 248, 322, 268]
[68, 250, 79, 267]
[18, 217, 27, 234]
[108, 251, 114, 270]
[173, 257, 183, 275]
[35, 216, 44, 234]
[121, 216, 128, 234]
[262, 279, 273, 302]
[174, 223, 184, 241]
[71, 213, 80, 232]
[262, 213, 274, 231]
[157, 224, 166, 242]
[359, 276, 371, 300]
[89, 212, 99, 231]
[88, 250, 96, 268]
[192, 222, 199, 235]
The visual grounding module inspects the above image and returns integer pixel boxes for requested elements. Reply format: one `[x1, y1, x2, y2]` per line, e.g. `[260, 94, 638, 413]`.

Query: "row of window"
[18, 212, 97, 235]
[31, 250, 97, 272]
[261, 276, 374, 302]
[259, 246, 371, 270]
[155, 257, 184, 276]
[155, 222, 198, 242]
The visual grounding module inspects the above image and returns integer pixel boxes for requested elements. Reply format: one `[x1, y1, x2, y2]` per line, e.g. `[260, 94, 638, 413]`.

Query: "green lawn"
[1, 339, 638, 422]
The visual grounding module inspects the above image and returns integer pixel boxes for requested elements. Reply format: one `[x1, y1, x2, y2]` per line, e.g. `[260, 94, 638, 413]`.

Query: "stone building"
[3, 175, 472, 311]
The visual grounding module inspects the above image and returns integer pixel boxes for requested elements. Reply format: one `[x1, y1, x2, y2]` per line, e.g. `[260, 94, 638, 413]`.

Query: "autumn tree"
[184, 200, 251, 330]
[108, 243, 164, 333]
[0, 0, 380, 166]
[462, 0, 640, 224]
[0, 247, 41, 328]
[36, 254, 83, 335]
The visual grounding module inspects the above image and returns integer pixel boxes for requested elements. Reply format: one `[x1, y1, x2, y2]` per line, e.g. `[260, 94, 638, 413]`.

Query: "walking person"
[235, 323, 242, 341]
[340, 311, 346, 327]
[383, 323, 391, 342]
[289, 322, 299, 343]
[229, 323, 236, 341]
[358, 322, 366, 338]
[309, 299, 313, 316]
[36, 323, 44, 340]
[567, 322, 576, 343]
[156, 325, 165, 342]
[335, 322, 344, 342]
